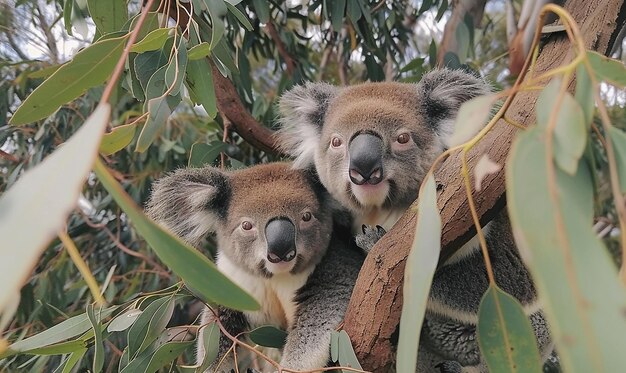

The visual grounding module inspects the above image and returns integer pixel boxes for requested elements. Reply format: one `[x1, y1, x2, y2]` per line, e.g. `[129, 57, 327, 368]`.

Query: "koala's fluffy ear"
[276, 82, 339, 168]
[416, 68, 492, 140]
[145, 167, 230, 248]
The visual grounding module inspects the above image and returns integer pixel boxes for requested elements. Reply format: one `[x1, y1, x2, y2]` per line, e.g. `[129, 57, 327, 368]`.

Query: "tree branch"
[437, 0, 488, 66]
[343, 0, 626, 370]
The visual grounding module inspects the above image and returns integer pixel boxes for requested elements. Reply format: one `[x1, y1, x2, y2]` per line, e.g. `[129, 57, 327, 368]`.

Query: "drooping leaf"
[10, 38, 126, 125]
[87, 0, 128, 35]
[93, 159, 259, 311]
[477, 285, 542, 372]
[537, 79, 587, 175]
[205, 0, 227, 48]
[448, 94, 495, 147]
[225, 2, 253, 31]
[127, 296, 175, 358]
[134, 40, 173, 94]
[587, 51, 626, 88]
[474, 154, 501, 192]
[330, 331, 339, 362]
[188, 42, 211, 60]
[185, 59, 218, 118]
[0, 104, 112, 318]
[337, 330, 362, 372]
[135, 96, 172, 153]
[86, 304, 104, 373]
[63, 0, 74, 35]
[608, 126, 626, 193]
[164, 38, 188, 96]
[507, 127, 626, 372]
[107, 309, 143, 333]
[121, 328, 194, 373]
[330, 0, 346, 32]
[248, 325, 287, 348]
[251, 0, 270, 23]
[188, 141, 227, 167]
[130, 28, 171, 53]
[198, 322, 221, 372]
[0, 306, 117, 358]
[145, 339, 194, 372]
[100, 122, 138, 155]
[61, 347, 87, 373]
[396, 174, 441, 372]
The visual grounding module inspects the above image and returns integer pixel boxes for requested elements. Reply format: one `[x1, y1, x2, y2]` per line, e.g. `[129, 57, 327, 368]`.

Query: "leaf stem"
[58, 230, 106, 305]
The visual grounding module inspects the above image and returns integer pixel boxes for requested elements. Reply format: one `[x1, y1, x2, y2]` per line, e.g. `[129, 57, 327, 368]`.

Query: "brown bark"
[343, 0, 626, 370]
[437, 0, 488, 66]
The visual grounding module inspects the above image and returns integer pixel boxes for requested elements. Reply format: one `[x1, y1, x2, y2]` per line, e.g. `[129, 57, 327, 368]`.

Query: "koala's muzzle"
[349, 133, 383, 185]
[265, 218, 297, 263]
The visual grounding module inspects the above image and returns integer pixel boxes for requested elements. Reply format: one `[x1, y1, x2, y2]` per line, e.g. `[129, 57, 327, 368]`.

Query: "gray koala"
[276, 69, 553, 372]
[146, 162, 364, 372]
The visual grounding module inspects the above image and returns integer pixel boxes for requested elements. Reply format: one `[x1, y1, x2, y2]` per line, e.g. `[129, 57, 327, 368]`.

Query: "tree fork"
[341, 0, 626, 371]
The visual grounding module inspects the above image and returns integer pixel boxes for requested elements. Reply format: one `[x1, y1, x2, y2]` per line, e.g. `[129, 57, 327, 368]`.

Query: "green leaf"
[61, 348, 87, 373]
[205, 0, 227, 48]
[121, 329, 194, 373]
[330, 331, 339, 362]
[608, 127, 626, 194]
[507, 127, 626, 372]
[337, 330, 362, 372]
[145, 340, 194, 372]
[188, 42, 212, 60]
[134, 40, 173, 94]
[396, 174, 441, 372]
[248, 325, 287, 348]
[428, 39, 437, 68]
[225, 2, 253, 31]
[448, 94, 495, 147]
[28, 64, 63, 79]
[135, 96, 173, 153]
[400, 57, 425, 73]
[575, 64, 594, 129]
[100, 123, 138, 155]
[477, 285, 542, 372]
[252, 0, 270, 23]
[0, 105, 112, 320]
[0, 305, 116, 358]
[436, 0, 448, 22]
[87, 0, 128, 35]
[587, 51, 626, 88]
[346, 0, 361, 21]
[93, 159, 259, 311]
[537, 79, 587, 175]
[165, 38, 188, 96]
[188, 141, 227, 167]
[128, 296, 175, 358]
[63, 0, 74, 35]
[86, 305, 104, 373]
[130, 28, 171, 53]
[198, 322, 221, 372]
[107, 309, 143, 333]
[418, 0, 433, 15]
[330, 0, 346, 32]
[455, 20, 470, 61]
[10, 38, 126, 125]
[185, 59, 218, 118]
[20, 340, 88, 356]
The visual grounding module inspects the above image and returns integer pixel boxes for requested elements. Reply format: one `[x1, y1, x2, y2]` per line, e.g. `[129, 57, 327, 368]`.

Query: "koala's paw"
[435, 361, 464, 373]
[355, 225, 386, 253]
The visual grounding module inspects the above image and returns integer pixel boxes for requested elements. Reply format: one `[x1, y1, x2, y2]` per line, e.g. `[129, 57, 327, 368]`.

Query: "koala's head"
[276, 69, 491, 216]
[146, 163, 336, 278]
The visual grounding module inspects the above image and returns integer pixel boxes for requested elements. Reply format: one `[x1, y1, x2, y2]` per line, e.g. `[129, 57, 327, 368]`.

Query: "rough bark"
[437, 0, 488, 66]
[342, 0, 626, 371]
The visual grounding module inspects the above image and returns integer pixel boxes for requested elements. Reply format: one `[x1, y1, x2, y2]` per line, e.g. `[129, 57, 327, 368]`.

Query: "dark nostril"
[349, 169, 367, 185]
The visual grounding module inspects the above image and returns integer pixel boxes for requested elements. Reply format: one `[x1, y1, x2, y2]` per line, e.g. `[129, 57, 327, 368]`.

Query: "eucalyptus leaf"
[198, 322, 220, 372]
[477, 285, 542, 373]
[587, 51, 626, 88]
[87, 0, 128, 35]
[248, 325, 287, 348]
[130, 28, 171, 53]
[396, 174, 441, 372]
[448, 94, 495, 147]
[107, 309, 143, 333]
[188, 42, 212, 60]
[252, 0, 270, 23]
[86, 304, 104, 373]
[608, 126, 626, 193]
[188, 141, 227, 167]
[135, 96, 173, 153]
[127, 296, 174, 358]
[575, 65, 594, 128]
[185, 59, 218, 118]
[337, 330, 362, 372]
[100, 123, 138, 155]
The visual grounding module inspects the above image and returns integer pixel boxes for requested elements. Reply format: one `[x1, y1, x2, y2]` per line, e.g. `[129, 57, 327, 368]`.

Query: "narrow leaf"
[185, 59, 218, 118]
[198, 322, 220, 372]
[10, 38, 126, 125]
[127, 297, 171, 358]
[575, 65, 594, 128]
[87, 0, 128, 35]
[448, 94, 495, 147]
[205, 0, 227, 48]
[396, 174, 441, 372]
[63, 0, 74, 35]
[330, 331, 339, 362]
[100, 123, 138, 155]
[188, 141, 227, 167]
[61, 348, 87, 373]
[330, 0, 346, 32]
[86, 305, 104, 373]
[225, 3, 253, 31]
[252, 0, 270, 23]
[477, 285, 542, 372]
[135, 96, 172, 153]
[188, 42, 211, 60]
[608, 127, 626, 193]
[107, 309, 143, 333]
[93, 159, 259, 311]
[337, 330, 362, 372]
[145, 340, 194, 372]
[0, 105, 111, 317]
[130, 28, 171, 53]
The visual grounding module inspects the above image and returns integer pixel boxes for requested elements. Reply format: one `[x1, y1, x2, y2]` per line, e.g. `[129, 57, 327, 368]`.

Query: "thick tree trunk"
[342, 0, 626, 370]
[437, 0, 488, 66]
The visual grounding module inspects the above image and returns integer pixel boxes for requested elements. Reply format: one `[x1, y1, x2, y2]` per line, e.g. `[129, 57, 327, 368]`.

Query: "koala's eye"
[302, 212, 312, 222]
[241, 221, 253, 230]
[331, 137, 343, 148]
[397, 133, 410, 144]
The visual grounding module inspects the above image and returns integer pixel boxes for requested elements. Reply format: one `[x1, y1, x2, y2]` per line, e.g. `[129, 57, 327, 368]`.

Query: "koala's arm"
[280, 243, 364, 370]
[198, 307, 249, 373]
[354, 225, 386, 254]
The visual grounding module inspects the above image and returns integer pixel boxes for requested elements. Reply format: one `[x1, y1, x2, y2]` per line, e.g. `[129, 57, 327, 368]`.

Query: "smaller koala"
[146, 162, 364, 372]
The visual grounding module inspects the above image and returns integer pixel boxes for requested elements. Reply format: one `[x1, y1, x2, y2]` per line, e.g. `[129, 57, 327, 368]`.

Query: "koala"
[146, 162, 365, 372]
[276, 69, 553, 372]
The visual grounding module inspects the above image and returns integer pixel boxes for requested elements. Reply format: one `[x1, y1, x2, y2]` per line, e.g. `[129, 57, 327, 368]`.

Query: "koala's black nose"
[265, 218, 296, 263]
[349, 133, 384, 185]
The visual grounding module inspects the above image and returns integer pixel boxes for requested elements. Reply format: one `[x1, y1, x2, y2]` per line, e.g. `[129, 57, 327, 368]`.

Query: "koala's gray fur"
[276, 69, 553, 372]
[146, 162, 364, 372]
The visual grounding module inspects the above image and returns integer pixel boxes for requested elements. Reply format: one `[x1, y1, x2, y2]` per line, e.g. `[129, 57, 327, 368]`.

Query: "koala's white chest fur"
[217, 254, 314, 331]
